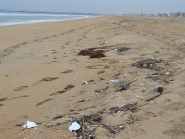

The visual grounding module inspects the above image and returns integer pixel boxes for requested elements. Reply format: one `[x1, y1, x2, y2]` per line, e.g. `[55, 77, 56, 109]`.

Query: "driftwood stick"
[120, 79, 137, 91]
[102, 124, 117, 134]
[146, 93, 162, 102]
[123, 79, 137, 86]
[103, 86, 109, 93]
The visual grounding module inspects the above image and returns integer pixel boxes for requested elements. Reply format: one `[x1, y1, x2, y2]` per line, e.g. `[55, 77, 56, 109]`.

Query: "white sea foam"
[0, 13, 85, 17]
[0, 16, 92, 26]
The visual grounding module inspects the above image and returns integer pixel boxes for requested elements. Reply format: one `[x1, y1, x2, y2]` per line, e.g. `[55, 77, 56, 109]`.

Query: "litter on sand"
[69, 122, 81, 131]
[109, 79, 119, 84]
[23, 121, 38, 129]
[82, 80, 88, 85]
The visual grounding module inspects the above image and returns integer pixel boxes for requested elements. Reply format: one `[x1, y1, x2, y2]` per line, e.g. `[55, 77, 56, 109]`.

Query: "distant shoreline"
[0, 10, 101, 27]
[0, 10, 103, 16]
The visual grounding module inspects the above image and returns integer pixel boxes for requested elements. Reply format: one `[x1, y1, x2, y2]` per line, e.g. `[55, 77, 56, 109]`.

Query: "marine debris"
[78, 48, 106, 58]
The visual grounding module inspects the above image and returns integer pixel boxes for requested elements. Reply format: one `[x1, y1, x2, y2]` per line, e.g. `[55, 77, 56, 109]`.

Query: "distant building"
[169, 12, 182, 17]
[174, 12, 181, 17]
[182, 13, 185, 17]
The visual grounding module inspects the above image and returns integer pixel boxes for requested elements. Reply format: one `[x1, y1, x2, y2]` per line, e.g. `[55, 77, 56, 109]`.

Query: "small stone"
[158, 87, 163, 93]
[143, 64, 147, 68]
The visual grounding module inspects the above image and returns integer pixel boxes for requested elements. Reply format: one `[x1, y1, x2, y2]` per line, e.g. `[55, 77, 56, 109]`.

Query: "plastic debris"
[114, 90, 119, 92]
[82, 80, 88, 85]
[143, 64, 147, 68]
[166, 72, 170, 75]
[109, 79, 119, 84]
[103, 41, 109, 44]
[69, 122, 81, 131]
[23, 121, 38, 129]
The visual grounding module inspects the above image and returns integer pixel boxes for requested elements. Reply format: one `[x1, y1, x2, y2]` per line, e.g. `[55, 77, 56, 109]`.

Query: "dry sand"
[0, 16, 185, 139]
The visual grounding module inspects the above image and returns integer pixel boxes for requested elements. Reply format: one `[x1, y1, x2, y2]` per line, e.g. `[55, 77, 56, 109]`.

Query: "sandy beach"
[0, 16, 185, 139]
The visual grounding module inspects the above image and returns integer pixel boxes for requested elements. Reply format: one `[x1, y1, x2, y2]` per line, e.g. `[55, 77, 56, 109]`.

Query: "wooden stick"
[146, 93, 162, 102]
[123, 79, 137, 86]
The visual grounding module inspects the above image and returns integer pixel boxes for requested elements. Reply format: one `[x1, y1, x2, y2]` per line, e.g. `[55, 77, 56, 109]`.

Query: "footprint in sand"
[32, 77, 59, 86]
[64, 84, 75, 90]
[36, 98, 53, 106]
[97, 70, 105, 74]
[10, 95, 28, 100]
[163, 119, 185, 139]
[14, 86, 28, 91]
[50, 84, 75, 96]
[41, 77, 59, 82]
[165, 102, 185, 110]
[61, 70, 74, 74]
[69, 58, 79, 63]
[0, 97, 7, 102]
[50, 90, 66, 96]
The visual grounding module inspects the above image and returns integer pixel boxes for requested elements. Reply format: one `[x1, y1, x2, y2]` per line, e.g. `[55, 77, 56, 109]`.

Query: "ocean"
[0, 11, 95, 26]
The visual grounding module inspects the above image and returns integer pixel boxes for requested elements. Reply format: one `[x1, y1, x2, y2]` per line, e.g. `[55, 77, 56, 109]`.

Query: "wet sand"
[0, 16, 185, 139]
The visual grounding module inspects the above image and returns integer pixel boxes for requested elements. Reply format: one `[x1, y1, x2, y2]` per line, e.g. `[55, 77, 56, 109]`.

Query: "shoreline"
[0, 15, 101, 27]
[0, 16, 185, 139]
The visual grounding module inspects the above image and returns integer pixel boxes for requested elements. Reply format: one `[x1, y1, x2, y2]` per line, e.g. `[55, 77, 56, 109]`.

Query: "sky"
[0, 0, 184, 14]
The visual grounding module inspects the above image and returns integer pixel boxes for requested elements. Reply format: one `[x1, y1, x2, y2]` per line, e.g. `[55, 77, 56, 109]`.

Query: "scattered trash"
[158, 87, 163, 93]
[166, 72, 170, 75]
[114, 90, 119, 93]
[143, 64, 147, 68]
[109, 103, 137, 114]
[23, 121, 38, 129]
[69, 122, 81, 131]
[117, 47, 130, 52]
[119, 79, 137, 91]
[95, 86, 109, 93]
[132, 58, 161, 70]
[103, 41, 109, 44]
[109, 79, 119, 84]
[82, 80, 88, 85]
[102, 123, 125, 134]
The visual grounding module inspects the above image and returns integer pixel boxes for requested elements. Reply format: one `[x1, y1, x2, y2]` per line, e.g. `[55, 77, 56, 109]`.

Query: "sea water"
[0, 11, 94, 26]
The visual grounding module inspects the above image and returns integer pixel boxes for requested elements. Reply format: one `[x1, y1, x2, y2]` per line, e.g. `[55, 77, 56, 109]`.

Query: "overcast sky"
[0, 0, 184, 14]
